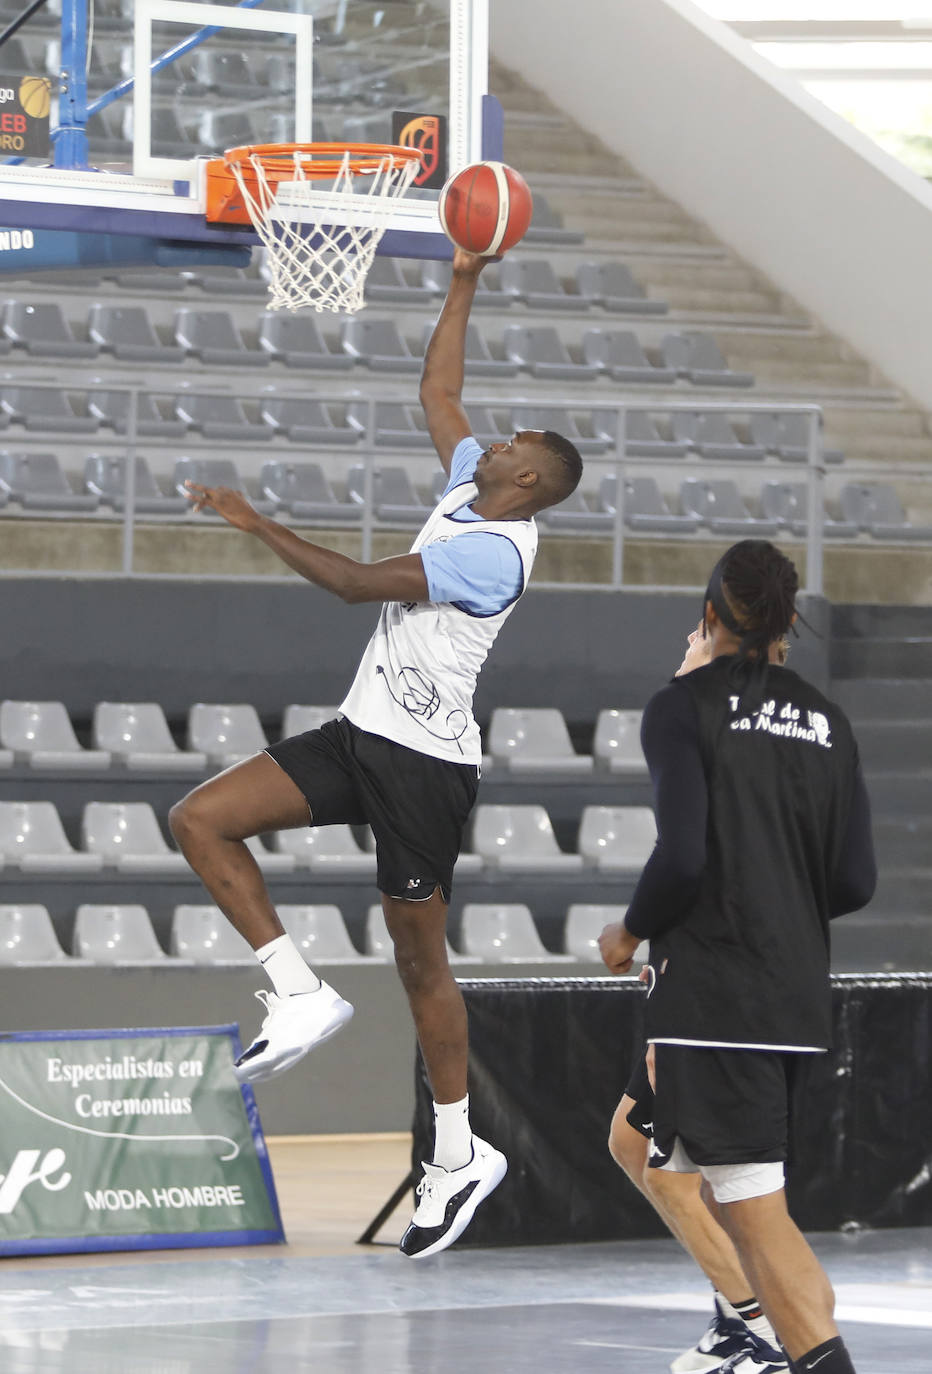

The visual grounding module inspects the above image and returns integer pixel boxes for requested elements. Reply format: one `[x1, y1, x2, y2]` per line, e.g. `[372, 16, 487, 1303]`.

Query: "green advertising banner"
[0, 1026, 284, 1256]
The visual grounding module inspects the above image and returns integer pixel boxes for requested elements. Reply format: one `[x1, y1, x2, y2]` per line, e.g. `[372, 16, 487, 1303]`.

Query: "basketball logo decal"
[19, 76, 51, 121]
[399, 115, 440, 183]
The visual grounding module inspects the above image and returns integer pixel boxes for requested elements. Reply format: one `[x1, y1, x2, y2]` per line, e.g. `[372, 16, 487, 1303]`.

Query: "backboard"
[0, 0, 496, 271]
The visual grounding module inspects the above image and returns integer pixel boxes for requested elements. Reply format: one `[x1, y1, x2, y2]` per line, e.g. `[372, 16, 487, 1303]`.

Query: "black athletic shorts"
[625, 1043, 816, 1168]
[266, 716, 480, 904]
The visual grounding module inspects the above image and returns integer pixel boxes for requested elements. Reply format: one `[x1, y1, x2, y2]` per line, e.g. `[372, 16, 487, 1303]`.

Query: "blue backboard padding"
[0, 227, 251, 272]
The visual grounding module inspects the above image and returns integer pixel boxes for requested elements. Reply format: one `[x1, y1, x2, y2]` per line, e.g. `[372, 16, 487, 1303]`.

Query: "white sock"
[721, 1293, 779, 1348]
[255, 934, 320, 997]
[431, 1095, 472, 1172]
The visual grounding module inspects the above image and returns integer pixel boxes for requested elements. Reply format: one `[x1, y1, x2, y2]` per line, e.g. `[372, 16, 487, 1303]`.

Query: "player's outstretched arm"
[184, 482, 430, 604]
[420, 246, 487, 473]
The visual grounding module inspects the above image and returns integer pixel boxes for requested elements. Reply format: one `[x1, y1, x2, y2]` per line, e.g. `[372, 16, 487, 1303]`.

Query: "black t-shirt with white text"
[624, 657, 875, 1051]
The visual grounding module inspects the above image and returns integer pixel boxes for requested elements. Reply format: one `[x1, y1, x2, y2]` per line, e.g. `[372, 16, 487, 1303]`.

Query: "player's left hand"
[184, 481, 261, 532]
[451, 245, 488, 277]
[598, 921, 641, 975]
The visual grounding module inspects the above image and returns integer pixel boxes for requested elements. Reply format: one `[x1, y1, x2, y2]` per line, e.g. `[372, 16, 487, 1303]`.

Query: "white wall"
[491, 0, 932, 411]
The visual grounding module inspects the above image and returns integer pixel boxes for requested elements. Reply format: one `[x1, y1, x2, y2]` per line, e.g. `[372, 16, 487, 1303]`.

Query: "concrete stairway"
[492, 59, 932, 501]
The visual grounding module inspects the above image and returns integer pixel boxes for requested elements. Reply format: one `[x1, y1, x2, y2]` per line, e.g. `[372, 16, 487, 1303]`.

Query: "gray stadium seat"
[93, 701, 208, 771]
[73, 904, 167, 962]
[499, 259, 577, 310]
[0, 904, 68, 963]
[510, 406, 607, 454]
[488, 708, 593, 775]
[574, 262, 668, 315]
[280, 706, 340, 737]
[593, 709, 647, 775]
[197, 109, 259, 154]
[538, 489, 613, 533]
[0, 452, 99, 511]
[272, 823, 376, 874]
[661, 333, 754, 388]
[88, 304, 185, 363]
[173, 457, 275, 514]
[581, 330, 676, 383]
[347, 403, 433, 448]
[838, 484, 932, 541]
[87, 389, 187, 439]
[592, 410, 689, 458]
[564, 904, 631, 961]
[174, 394, 272, 442]
[672, 413, 766, 461]
[346, 465, 428, 523]
[170, 905, 254, 962]
[278, 905, 366, 963]
[82, 801, 188, 874]
[503, 325, 599, 381]
[524, 193, 585, 245]
[472, 804, 583, 873]
[365, 904, 467, 963]
[245, 835, 295, 875]
[187, 703, 268, 767]
[258, 396, 360, 446]
[420, 259, 516, 307]
[0, 700, 110, 769]
[0, 801, 103, 873]
[340, 318, 421, 373]
[365, 256, 435, 304]
[2, 300, 99, 358]
[420, 322, 519, 377]
[759, 482, 858, 539]
[0, 386, 97, 433]
[84, 455, 188, 515]
[749, 413, 845, 465]
[599, 475, 699, 533]
[261, 460, 360, 522]
[679, 479, 780, 536]
[173, 308, 269, 367]
[578, 805, 657, 872]
[257, 313, 353, 370]
[458, 904, 574, 963]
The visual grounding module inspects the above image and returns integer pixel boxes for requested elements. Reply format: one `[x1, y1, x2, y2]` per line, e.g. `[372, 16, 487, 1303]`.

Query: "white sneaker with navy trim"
[234, 984, 354, 1085]
[399, 1136, 507, 1259]
[717, 1336, 789, 1373]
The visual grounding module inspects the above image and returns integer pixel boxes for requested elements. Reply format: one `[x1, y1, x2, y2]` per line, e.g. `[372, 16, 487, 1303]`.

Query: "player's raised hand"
[598, 921, 641, 975]
[451, 245, 488, 277]
[184, 481, 261, 532]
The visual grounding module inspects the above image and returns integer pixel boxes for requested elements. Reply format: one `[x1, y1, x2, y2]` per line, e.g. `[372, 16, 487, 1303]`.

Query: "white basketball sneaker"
[399, 1136, 507, 1259]
[234, 984, 354, 1085]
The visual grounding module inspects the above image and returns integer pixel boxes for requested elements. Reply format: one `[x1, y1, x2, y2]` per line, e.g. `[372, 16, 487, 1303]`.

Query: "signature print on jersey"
[728, 695, 833, 748]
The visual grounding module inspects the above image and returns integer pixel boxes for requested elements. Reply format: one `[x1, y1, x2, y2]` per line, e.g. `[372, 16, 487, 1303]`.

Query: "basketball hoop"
[204, 143, 424, 314]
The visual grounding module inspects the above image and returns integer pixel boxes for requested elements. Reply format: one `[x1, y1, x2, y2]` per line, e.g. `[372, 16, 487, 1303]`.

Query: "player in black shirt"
[600, 541, 876, 1374]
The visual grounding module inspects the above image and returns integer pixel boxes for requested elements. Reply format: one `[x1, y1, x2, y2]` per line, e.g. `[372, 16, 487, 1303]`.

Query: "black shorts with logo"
[624, 1044, 816, 1168]
[266, 716, 480, 904]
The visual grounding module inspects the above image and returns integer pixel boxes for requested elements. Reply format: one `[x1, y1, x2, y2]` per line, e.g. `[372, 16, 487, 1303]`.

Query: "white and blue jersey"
[340, 437, 538, 765]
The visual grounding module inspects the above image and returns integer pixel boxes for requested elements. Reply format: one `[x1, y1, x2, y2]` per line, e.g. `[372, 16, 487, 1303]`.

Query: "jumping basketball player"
[173, 245, 582, 1259]
[599, 541, 876, 1374]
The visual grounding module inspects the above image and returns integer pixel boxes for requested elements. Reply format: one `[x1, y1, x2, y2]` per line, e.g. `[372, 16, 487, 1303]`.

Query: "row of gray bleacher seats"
[1, 305, 740, 385]
[9, 258, 672, 320]
[0, 701, 641, 772]
[0, 901, 632, 967]
[2, 454, 925, 540]
[0, 800, 656, 874]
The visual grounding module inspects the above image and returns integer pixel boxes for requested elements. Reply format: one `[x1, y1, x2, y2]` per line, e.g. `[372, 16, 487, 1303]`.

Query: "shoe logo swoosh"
[805, 1354, 833, 1371]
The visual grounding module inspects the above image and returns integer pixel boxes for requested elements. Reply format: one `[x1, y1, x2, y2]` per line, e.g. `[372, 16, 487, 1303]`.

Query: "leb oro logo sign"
[0, 72, 51, 156]
[0, 1027, 283, 1256]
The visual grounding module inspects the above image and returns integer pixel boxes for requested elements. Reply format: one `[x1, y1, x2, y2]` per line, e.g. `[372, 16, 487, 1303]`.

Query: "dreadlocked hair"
[704, 540, 800, 702]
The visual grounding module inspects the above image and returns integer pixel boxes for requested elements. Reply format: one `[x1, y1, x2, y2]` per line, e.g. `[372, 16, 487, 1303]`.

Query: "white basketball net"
[226, 147, 421, 314]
